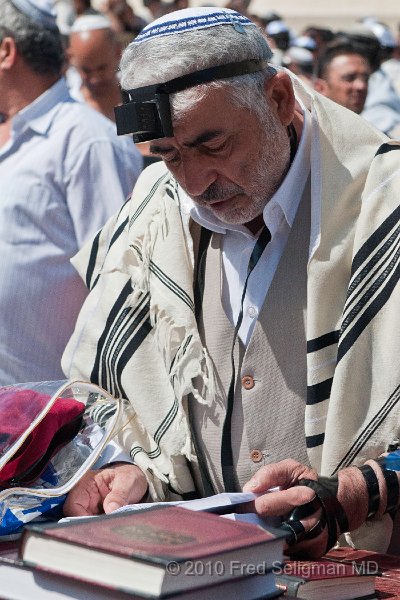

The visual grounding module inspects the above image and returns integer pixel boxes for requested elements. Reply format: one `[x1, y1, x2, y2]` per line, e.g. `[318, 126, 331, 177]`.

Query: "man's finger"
[243, 459, 317, 493]
[253, 486, 317, 516]
[97, 465, 148, 513]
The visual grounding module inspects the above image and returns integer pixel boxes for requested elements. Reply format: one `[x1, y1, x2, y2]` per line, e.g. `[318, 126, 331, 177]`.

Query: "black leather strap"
[298, 476, 348, 553]
[359, 464, 380, 519]
[289, 496, 321, 521]
[281, 497, 326, 547]
[376, 457, 400, 515]
[280, 519, 306, 545]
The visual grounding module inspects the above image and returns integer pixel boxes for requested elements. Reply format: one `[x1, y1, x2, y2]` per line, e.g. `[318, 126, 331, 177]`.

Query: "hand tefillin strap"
[358, 449, 400, 519]
[280, 476, 349, 553]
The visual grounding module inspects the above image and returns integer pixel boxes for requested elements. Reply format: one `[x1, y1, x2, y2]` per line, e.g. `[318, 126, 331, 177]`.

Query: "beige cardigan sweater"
[62, 77, 400, 551]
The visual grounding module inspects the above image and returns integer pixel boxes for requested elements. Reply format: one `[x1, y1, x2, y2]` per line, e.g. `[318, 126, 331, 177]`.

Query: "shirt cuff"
[94, 440, 133, 469]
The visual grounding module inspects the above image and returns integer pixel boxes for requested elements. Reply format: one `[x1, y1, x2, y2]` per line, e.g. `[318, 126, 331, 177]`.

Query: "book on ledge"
[19, 504, 286, 598]
[274, 558, 379, 600]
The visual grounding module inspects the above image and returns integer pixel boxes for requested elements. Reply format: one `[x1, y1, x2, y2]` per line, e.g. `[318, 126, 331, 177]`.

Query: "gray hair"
[119, 24, 275, 120]
[0, 0, 64, 76]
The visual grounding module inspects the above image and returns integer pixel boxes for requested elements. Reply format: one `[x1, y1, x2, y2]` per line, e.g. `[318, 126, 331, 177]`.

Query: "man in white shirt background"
[0, 0, 142, 385]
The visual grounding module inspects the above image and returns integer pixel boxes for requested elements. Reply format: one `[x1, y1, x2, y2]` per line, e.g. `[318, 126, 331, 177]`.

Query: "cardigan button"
[242, 375, 255, 390]
[250, 449, 263, 463]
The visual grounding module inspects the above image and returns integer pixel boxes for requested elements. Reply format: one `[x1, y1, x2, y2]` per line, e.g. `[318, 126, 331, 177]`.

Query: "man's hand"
[242, 459, 370, 558]
[243, 459, 327, 558]
[63, 464, 148, 517]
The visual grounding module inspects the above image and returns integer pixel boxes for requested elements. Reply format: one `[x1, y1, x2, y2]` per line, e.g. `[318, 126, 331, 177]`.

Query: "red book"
[20, 505, 285, 598]
[274, 558, 379, 600]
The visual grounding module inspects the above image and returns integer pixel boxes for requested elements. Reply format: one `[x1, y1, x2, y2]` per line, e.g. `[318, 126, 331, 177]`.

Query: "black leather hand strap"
[289, 496, 321, 521]
[358, 464, 380, 519]
[280, 519, 306, 545]
[298, 476, 349, 553]
[375, 457, 400, 515]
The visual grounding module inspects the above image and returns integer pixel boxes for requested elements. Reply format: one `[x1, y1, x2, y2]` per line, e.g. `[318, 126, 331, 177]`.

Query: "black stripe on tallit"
[153, 399, 179, 446]
[307, 378, 333, 405]
[343, 223, 400, 319]
[340, 236, 400, 339]
[99, 294, 151, 398]
[85, 229, 101, 290]
[132, 244, 195, 313]
[332, 383, 400, 474]
[169, 334, 192, 375]
[150, 261, 195, 313]
[87, 218, 130, 293]
[338, 258, 400, 362]
[130, 445, 161, 461]
[90, 281, 145, 390]
[350, 204, 400, 277]
[375, 143, 400, 156]
[103, 293, 149, 379]
[307, 331, 340, 353]
[129, 173, 168, 227]
[99, 295, 148, 393]
[112, 303, 152, 399]
[306, 432, 325, 448]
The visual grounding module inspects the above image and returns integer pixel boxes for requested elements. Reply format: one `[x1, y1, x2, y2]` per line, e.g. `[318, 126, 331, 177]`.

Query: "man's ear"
[263, 70, 296, 127]
[313, 78, 328, 96]
[0, 37, 17, 70]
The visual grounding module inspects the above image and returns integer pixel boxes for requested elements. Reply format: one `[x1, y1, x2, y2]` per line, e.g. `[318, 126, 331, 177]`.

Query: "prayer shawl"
[62, 77, 400, 551]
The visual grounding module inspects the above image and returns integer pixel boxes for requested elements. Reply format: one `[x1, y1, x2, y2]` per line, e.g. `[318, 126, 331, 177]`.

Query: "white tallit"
[62, 77, 400, 551]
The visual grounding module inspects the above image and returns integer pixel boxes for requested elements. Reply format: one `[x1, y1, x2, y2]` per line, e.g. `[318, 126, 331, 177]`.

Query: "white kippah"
[11, 0, 57, 29]
[132, 7, 255, 45]
[265, 19, 289, 36]
[70, 14, 113, 33]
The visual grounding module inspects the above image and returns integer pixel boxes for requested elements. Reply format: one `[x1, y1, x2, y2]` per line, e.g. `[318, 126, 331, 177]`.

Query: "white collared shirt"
[0, 78, 142, 385]
[181, 106, 311, 346]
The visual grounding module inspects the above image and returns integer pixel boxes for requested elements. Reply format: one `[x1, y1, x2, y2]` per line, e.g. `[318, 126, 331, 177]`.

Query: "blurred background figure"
[337, 22, 400, 137]
[265, 18, 292, 65]
[314, 41, 371, 114]
[99, 0, 147, 38]
[301, 25, 335, 57]
[224, 0, 250, 17]
[67, 13, 155, 165]
[248, 9, 281, 29]
[67, 14, 123, 120]
[0, 0, 142, 385]
[141, 0, 169, 21]
[283, 46, 314, 87]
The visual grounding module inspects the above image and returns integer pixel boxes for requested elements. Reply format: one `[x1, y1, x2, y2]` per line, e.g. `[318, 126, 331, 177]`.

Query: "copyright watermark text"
[166, 560, 270, 577]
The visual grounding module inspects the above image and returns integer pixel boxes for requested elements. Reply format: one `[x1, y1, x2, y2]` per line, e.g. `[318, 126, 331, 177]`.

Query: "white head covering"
[132, 7, 255, 45]
[367, 22, 397, 49]
[292, 35, 316, 51]
[70, 14, 112, 33]
[265, 19, 289, 36]
[10, 0, 57, 29]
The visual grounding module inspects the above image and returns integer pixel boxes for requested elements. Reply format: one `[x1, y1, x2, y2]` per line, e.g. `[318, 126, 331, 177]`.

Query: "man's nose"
[180, 155, 217, 197]
[354, 77, 368, 91]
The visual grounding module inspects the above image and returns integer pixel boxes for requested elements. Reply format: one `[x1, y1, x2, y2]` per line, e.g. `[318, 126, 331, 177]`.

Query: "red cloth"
[0, 389, 85, 486]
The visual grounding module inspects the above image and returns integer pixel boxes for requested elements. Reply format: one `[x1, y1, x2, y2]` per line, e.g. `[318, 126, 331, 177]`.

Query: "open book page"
[59, 489, 281, 526]
[113, 491, 260, 513]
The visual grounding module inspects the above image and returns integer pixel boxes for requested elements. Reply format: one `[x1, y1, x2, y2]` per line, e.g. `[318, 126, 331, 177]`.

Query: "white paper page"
[59, 488, 281, 522]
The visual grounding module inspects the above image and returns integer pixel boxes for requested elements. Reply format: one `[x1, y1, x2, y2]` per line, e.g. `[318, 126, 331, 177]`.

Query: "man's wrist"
[337, 466, 369, 530]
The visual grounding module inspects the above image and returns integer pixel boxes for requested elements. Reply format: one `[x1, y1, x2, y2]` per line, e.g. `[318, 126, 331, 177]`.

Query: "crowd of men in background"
[58, 0, 400, 139]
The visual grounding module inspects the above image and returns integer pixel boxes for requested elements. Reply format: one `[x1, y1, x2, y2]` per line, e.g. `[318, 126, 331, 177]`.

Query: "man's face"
[321, 53, 370, 114]
[149, 85, 291, 229]
[68, 30, 120, 95]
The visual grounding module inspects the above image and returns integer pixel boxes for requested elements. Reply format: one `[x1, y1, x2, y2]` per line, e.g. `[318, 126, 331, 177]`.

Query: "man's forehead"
[149, 129, 224, 153]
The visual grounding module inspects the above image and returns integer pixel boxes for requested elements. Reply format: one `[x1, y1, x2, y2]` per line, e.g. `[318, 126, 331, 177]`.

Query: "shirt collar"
[12, 78, 70, 137]
[179, 101, 311, 238]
